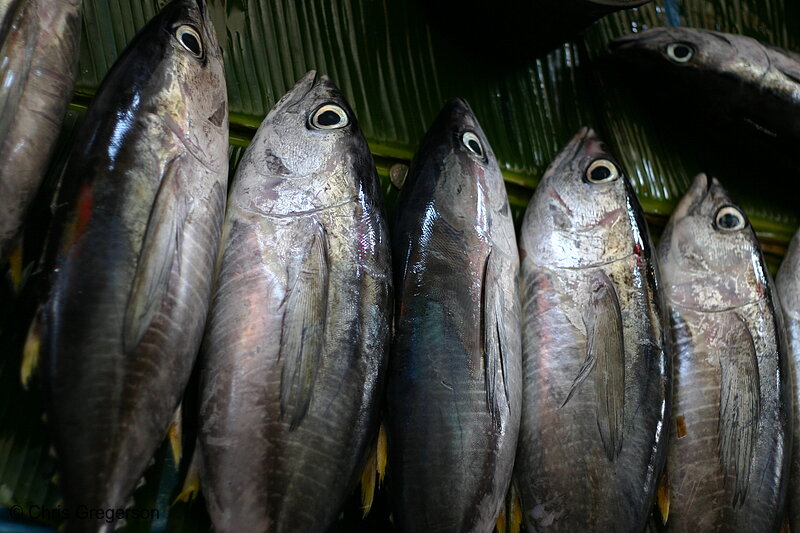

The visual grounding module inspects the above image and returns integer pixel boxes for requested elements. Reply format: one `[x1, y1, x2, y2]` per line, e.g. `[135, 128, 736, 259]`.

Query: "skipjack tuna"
[197, 71, 392, 532]
[658, 174, 791, 532]
[515, 128, 669, 532]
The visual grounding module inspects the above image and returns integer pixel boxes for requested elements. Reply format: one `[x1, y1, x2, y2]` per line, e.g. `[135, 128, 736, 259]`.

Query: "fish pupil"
[181, 33, 201, 55]
[591, 166, 611, 181]
[718, 213, 740, 229]
[468, 139, 482, 155]
[673, 45, 691, 59]
[318, 110, 341, 126]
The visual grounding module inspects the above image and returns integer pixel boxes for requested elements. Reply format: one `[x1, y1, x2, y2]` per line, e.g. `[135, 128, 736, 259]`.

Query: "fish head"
[242, 71, 375, 214]
[659, 174, 769, 311]
[610, 27, 741, 78]
[521, 127, 640, 269]
[406, 98, 511, 234]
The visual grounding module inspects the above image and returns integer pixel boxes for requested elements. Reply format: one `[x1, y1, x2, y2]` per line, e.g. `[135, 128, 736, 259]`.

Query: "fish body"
[0, 0, 82, 261]
[611, 28, 800, 145]
[197, 71, 392, 533]
[39, 1, 228, 530]
[515, 128, 669, 532]
[775, 229, 800, 531]
[387, 98, 521, 533]
[659, 174, 790, 532]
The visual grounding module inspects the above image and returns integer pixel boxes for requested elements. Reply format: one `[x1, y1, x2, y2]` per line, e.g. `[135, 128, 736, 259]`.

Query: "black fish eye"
[310, 104, 349, 130]
[666, 42, 694, 63]
[715, 206, 746, 231]
[176, 25, 203, 58]
[462, 131, 484, 159]
[585, 159, 619, 183]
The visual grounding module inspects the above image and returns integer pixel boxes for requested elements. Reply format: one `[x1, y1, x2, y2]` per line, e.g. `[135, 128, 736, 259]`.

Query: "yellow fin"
[173, 454, 200, 505]
[168, 405, 183, 466]
[780, 514, 789, 533]
[657, 470, 669, 524]
[509, 482, 522, 533]
[21, 315, 41, 389]
[377, 422, 387, 486]
[8, 241, 23, 292]
[496, 504, 507, 533]
[360, 442, 378, 517]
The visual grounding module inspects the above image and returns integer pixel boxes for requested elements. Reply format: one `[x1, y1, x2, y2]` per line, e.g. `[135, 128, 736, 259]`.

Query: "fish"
[610, 28, 800, 145]
[35, 0, 228, 530]
[0, 0, 82, 262]
[386, 98, 521, 533]
[197, 71, 392, 533]
[774, 228, 800, 531]
[515, 128, 669, 532]
[658, 174, 791, 532]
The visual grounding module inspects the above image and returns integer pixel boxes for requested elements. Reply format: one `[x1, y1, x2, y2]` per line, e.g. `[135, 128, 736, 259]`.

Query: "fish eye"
[309, 104, 349, 130]
[175, 25, 203, 58]
[715, 206, 746, 231]
[666, 42, 694, 63]
[462, 132, 484, 159]
[585, 159, 619, 183]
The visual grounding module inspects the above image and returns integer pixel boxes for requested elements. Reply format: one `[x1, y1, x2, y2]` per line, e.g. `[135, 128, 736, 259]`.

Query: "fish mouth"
[670, 173, 712, 220]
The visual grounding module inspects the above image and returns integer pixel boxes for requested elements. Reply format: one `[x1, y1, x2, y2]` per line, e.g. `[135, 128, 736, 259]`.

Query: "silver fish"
[659, 174, 790, 532]
[515, 128, 669, 532]
[0, 0, 82, 261]
[387, 98, 521, 533]
[38, 1, 228, 530]
[611, 28, 800, 144]
[774, 229, 800, 532]
[197, 71, 392, 533]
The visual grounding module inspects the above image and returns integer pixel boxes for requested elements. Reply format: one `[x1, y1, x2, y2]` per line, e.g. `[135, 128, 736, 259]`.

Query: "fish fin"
[657, 469, 669, 524]
[278, 220, 328, 428]
[21, 311, 42, 389]
[496, 504, 507, 533]
[123, 158, 189, 354]
[377, 422, 388, 486]
[360, 441, 378, 517]
[168, 404, 183, 466]
[173, 449, 201, 505]
[583, 272, 625, 460]
[719, 314, 760, 508]
[8, 240, 24, 293]
[482, 250, 511, 425]
[509, 481, 523, 533]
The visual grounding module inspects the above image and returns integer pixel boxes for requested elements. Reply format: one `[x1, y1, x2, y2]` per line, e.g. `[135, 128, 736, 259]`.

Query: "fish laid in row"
[387, 98, 521, 533]
[31, 1, 228, 531]
[198, 71, 392, 533]
[659, 174, 791, 532]
[0, 0, 82, 261]
[515, 128, 670, 532]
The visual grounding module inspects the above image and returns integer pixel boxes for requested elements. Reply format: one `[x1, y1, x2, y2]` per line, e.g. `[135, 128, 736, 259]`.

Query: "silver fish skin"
[387, 98, 521, 533]
[39, 1, 228, 531]
[777, 229, 800, 532]
[611, 28, 800, 143]
[659, 174, 791, 532]
[198, 71, 392, 533]
[515, 128, 669, 532]
[0, 0, 82, 261]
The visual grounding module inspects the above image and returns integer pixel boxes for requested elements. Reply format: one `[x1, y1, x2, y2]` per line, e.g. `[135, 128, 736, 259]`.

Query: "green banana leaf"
[2, 0, 798, 531]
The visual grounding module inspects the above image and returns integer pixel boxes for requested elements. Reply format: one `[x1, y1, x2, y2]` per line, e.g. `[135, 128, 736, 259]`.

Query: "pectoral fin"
[481, 250, 512, 426]
[123, 158, 188, 354]
[279, 220, 328, 428]
[719, 314, 760, 508]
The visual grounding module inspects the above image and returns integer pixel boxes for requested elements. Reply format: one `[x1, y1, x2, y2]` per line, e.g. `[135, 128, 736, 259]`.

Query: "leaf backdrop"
[1, 0, 798, 531]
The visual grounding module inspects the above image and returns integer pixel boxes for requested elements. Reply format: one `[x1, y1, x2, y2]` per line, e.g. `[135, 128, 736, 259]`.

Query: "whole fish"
[611, 28, 800, 145]
[36, 1, 227, 530]
[659, 174, 790, 532]
[0, 0, 82, 261]
[197, 71, 392, 533]
[774, 228, 800, 531]
[387, 98, 521, 533]
[515, 128, 669, 532]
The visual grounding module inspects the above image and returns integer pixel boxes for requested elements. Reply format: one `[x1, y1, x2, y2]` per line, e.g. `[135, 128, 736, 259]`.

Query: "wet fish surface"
[611, 28, 800, 146]
[387, 98, 521, 533]
[37, 1, 228, 530]
[515, 128, 669, 532]
[659, 174, 790, 532]
[198, 71, 392, 533]
[776, 229, 800, 532]
[0, 0, 82, 261]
